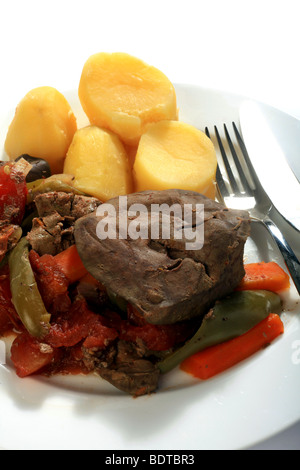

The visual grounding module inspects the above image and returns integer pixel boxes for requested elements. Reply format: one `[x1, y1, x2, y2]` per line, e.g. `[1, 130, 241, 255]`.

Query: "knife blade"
[239, 100, 300, 232]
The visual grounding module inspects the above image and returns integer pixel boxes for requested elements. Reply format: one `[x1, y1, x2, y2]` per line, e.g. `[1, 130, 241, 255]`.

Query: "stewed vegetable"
[180, 313, 284, 380]
[26, 173, 87, 204]
[158, 290, 282, 374]
[0, 159, 29, 225]
[8, 237, 51, 338]
[0, 52, 291, 396]
[16, 154, 51, 183]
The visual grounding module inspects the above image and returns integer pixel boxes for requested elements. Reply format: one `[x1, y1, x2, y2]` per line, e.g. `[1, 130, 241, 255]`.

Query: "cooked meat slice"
[74, 189, 251, 325]
[76, 275, 109, 308]
[34, 191, 101, 218]
[27, 192, 102, 256]
[34, 191, 74, 217]
[71, 195, 102, 220]
[27, 212, 65, 256]
[83, 340, 160, 396]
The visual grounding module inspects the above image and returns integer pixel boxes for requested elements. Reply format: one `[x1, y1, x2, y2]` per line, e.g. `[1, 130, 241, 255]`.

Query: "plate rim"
[0, 83, 300, 451]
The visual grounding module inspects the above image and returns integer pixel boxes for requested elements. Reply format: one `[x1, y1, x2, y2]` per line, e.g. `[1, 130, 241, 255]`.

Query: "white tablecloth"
[0, 0, 299, 450]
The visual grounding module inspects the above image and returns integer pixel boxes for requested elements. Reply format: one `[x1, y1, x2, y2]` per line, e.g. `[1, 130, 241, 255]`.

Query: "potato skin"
[63, 125, 133, 201]
[133, 120, 217, 198]
[78, 52, 178, 146]
[5, 87, 77, 174]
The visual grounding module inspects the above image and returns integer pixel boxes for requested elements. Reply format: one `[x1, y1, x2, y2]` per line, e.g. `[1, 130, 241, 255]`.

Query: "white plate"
[0, 85, 300, 451]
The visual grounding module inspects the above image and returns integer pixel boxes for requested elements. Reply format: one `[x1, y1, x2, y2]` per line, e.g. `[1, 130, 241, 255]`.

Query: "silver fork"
[205, 122, 300, 295]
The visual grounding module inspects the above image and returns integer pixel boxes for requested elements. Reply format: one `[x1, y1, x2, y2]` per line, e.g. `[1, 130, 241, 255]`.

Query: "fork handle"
[264, 218, 300, 295]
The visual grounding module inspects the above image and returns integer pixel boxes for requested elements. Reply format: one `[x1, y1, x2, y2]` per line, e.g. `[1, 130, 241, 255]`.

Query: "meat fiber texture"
[27, 192, 102, 256]
[74, 190, 251, 325]
[83, 340, 160, 397]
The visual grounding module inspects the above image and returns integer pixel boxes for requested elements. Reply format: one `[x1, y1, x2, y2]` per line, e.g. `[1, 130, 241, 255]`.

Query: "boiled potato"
[63, 125, 133, 201]
[133, 120, 217, 198]
[78, 52, 178, 147]
[5, 87, 77, 174]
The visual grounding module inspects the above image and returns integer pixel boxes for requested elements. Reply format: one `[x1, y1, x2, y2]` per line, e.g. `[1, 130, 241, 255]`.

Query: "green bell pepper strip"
[9, 237, 51, 338]
[158, 290, 282, 374]
[26, 175, 87, 203]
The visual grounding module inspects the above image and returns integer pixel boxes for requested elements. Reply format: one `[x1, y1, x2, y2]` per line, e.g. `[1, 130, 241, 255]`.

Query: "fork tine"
[214, 125, 240, 195]
[232, 122, 260, 190]
[206, 123, 300, 295]
[223, 124, 253, 195]
[205, 127, 229, 198]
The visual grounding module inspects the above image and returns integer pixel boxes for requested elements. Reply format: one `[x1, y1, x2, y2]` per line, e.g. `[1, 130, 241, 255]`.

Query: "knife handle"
[265, 219, 300, 296]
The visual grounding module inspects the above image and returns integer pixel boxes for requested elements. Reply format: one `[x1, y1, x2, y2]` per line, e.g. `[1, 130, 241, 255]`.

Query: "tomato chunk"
[0, 162, 28, 225]
[0, 265, 21, 335]
[29, 250, 71, 314]
[121, 305, 196, 351]
[11, 332, 57, 378]
[44, 298, 118, 349]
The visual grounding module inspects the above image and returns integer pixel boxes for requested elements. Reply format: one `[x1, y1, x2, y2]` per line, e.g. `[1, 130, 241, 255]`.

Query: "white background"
[0, 0, 299, 450]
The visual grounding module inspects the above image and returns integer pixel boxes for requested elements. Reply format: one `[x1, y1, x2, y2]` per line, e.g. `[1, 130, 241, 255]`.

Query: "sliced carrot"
[180, 313, 284, 380]
[51, 245, 88, 284]
[237, 262, 290, 292]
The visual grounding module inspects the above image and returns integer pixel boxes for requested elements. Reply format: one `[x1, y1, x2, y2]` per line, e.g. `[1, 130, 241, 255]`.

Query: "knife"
[239, 100, 300, 232]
